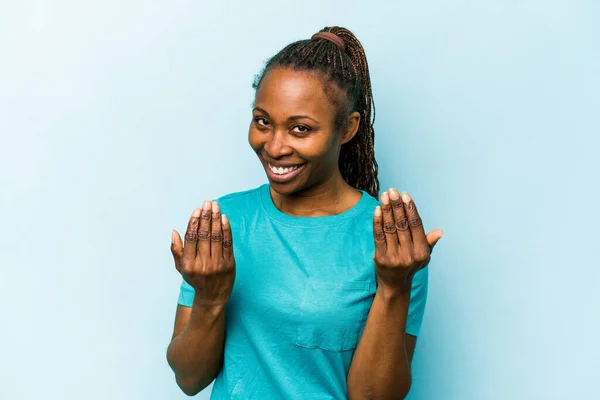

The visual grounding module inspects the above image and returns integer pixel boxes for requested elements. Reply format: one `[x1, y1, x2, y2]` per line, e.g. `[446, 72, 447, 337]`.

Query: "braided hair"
[252, 26, 380, 199]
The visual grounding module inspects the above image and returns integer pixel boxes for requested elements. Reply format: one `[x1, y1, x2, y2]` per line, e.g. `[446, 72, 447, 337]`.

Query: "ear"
[340, 111, 361, 145]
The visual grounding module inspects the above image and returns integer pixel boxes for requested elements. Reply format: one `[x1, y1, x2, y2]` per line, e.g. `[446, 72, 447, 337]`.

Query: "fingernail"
[212, 202, 219, 212]
[202, 200, 211, 210]
[222, 214, 229, 225]
[389, 188, 399, 200]
[171, 230, 176, 244]
[401, 192, 411, 203]
[192, 208, 200, 217]
[374, 206, 381, 216]
[381, 192, 389, 205]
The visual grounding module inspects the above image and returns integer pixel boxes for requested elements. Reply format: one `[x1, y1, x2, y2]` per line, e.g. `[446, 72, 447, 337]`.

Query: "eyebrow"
[253, 106, 319, 124]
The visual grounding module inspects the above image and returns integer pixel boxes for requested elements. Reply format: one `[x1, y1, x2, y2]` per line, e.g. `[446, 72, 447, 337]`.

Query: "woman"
[166, 26, 443, 399]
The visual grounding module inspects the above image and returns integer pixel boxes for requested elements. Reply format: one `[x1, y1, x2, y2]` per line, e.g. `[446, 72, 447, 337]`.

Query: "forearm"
[347, 284, 412, 400]
[167, 297, 226, 395]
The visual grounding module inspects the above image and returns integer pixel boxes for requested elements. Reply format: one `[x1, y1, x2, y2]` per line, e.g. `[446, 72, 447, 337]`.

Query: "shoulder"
[356, 191, 380, 222]
[216, 185, 262, 203]
[361, 191, 380, 210]
[215, 184, 266, 216]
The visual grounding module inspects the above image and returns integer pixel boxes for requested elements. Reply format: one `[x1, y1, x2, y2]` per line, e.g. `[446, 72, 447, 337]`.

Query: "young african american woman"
[166, 26, 443, 400]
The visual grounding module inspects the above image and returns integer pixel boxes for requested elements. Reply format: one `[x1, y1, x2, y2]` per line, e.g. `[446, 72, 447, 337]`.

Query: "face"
[248, 67, 357, 195]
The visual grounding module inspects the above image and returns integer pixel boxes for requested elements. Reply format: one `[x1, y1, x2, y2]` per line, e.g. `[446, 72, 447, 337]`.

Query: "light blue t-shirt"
[177, 184, 428, 399]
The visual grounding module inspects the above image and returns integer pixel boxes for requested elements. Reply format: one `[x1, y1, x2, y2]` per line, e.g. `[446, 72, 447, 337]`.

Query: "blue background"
[1, 1, 598, 399]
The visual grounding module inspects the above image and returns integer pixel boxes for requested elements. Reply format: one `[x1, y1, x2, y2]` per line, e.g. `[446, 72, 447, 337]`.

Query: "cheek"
[304, 136, 338, 161]
[247, 127, 261, 152]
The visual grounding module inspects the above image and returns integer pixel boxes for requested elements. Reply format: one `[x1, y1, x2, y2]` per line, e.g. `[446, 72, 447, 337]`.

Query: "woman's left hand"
[373, 188, 443, 294]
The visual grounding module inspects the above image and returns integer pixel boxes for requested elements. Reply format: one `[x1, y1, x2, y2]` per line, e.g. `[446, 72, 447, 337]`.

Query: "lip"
[264, 160, 306, 183]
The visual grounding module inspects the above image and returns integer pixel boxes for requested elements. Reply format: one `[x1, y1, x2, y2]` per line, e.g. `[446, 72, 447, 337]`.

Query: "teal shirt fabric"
[177, 184, 429, 399]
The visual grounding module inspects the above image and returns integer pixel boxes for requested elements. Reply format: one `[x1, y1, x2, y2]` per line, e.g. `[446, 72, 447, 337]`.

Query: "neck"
[270, 170, 362, 217]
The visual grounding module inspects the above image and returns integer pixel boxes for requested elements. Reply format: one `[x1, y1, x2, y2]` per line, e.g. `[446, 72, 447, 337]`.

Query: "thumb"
[426, 229, 444, 253]
[171, 229, 184, 272]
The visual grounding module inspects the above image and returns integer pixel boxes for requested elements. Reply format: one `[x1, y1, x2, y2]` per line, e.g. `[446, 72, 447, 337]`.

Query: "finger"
[389, 188, 411, 247]
[170, 229, 184, 273]
[401, 192, 428, 251]
[183, 208, 201, 262]
[427, 230, 444, 254]
[197, 200, 212, 258]
[372, 206, 386, 255]
[380, 192, 399, 252]
[221, 214, 234, 262]
[210, 202, 223, 258]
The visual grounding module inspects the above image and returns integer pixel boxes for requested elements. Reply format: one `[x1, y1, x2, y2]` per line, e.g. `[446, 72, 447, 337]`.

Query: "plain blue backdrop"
[1, 1, 598, 399]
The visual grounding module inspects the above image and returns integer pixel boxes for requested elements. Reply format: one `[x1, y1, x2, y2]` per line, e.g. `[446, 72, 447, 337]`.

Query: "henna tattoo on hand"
[198, 231, 211, 241]
[396, 218, 409, 231]
[383, 223, 397, 233]
[185, 232, 198, 242]
[409, 217, 422, 228]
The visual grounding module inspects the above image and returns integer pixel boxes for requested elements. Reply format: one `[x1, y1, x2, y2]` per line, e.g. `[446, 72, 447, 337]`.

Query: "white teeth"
[268, 163, 300, 175]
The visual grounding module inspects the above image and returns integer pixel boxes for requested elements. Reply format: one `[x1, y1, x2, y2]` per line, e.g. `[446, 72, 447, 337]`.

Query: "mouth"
[264, 161, 306, 183]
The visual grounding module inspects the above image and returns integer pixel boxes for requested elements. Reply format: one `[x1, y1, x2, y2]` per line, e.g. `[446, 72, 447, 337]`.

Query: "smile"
[267, 163, 302, 175]
[265, 162, 305, 183]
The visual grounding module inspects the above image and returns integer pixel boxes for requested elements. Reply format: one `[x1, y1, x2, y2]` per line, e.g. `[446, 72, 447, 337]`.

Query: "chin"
[268, 178, 303, 195]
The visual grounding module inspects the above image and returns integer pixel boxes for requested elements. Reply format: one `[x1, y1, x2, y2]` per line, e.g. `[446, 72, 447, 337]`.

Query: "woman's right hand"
[171, 200, 236, 307]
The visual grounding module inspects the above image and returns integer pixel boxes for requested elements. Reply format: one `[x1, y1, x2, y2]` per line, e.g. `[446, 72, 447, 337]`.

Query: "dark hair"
[251, 26, 380, 199]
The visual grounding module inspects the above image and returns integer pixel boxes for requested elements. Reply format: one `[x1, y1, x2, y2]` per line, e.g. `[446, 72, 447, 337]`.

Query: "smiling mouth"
[267, 163, 303, 175]
[264, 161, 306, 183]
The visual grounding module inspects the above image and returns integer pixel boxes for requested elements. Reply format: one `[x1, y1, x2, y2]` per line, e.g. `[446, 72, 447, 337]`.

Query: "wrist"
[192, 296, 228, 316]
[376, 279, 412, 304]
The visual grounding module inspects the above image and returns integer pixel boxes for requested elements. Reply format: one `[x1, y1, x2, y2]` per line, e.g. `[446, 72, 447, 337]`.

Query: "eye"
[254, 117, 269, 127]
[292, 125, 311, 134]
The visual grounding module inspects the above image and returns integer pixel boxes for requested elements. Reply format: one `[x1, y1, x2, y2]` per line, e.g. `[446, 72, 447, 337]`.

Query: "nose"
[263, 130, 293, 159]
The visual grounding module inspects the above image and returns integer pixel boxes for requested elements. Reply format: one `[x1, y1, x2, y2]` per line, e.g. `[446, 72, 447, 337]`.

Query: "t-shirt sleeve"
[406, 266, 429, 337]
[177, 279, 196, 307]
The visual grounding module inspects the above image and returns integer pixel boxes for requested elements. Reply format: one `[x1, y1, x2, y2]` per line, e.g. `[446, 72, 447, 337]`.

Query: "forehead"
[255, 68, 336, 118]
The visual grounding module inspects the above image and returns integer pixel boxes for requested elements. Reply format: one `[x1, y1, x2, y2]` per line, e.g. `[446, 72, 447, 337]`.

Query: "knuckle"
[415, 249, 430, 262]
[403, 255, 415, 266]
[198, 230, 211, 241]
[389, 254, 403, 266]
[181, 262, 195, 275]
[396, 218, 409, 231]
[198, 261, 213, 274]
[184, 231, 198, 242]
[408, 217, 422, 228]
[383, 223, 396, 233]
[391, 200, 404, 210]
[373, 254, 386, 265]
[200, 209, 211, 220]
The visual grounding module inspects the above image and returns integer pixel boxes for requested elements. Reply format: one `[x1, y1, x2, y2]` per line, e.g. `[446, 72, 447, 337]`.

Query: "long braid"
[252, 26, 380, 199]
